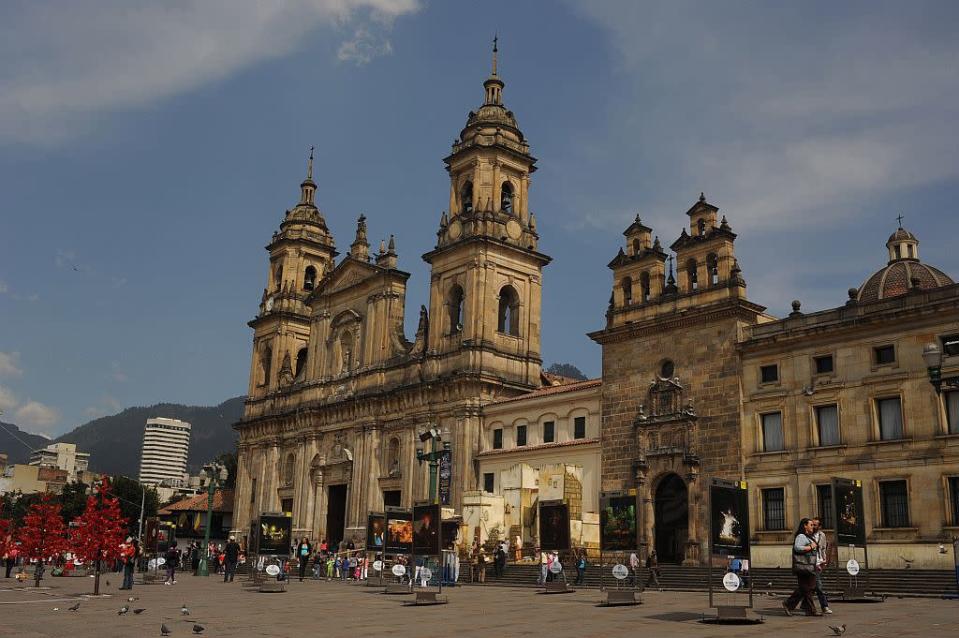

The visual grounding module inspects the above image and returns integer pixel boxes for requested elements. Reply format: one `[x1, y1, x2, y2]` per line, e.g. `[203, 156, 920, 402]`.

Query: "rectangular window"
[941, 335, 959, 357]
[543, 421, 555, 443]
[946, 391, 959, 435]
[383, 490, 401, 507]
[816, 484, 834, 529]
[250, 478, 256, 503]
[879, 480, 910, 528]
[483, 472, 495, 494]
[814, 355, 834, 375]
[760, 364, 779, 384]
[877, 397, 904, 440]
[574, 416, 586, 440]
[492, 428, 503, 450]
[761, 412, 784, 452]
[762, 487, 786, 530]
[815, 404, 840, 446]
[949, 477, 959, 525]
[516, 425, 527, 447]
[281, 498, 293, 515]
[874, 344, 896, 365]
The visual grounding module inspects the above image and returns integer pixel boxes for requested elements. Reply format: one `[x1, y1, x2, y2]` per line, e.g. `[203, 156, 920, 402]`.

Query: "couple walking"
[783, 516, 832, 617]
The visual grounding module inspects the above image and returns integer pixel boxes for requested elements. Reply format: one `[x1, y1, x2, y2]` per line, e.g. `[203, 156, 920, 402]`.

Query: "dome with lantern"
[856, 223, 953, 303]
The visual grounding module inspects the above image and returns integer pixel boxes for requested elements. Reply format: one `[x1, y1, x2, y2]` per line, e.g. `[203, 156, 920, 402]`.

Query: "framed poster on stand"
[599, 491, 641, 605]
[830, 478, 881, 603]
[705, 479, 760, 624]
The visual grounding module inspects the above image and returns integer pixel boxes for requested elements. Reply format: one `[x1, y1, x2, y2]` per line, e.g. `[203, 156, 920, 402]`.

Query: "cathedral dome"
[856, 224, 953, 302]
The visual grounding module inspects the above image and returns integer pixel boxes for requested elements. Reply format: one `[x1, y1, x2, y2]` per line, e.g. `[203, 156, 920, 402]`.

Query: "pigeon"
[118, 605, 130, 615]
[181, 603, 190, 615]
[134, 608, 146, 615]
[193, 624, 205, 634]
[52, 607, 60, 611]
[69, 602, 81, 612]
[161, 624, 171, 636]
[128, 596, 139, 602]
[828, 625, 846, 636]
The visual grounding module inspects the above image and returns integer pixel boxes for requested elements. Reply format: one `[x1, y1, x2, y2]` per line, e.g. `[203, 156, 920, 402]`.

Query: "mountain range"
[1, 396, 245, 477]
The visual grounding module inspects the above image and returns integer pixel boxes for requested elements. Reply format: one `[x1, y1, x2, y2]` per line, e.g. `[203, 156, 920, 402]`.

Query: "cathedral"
[232, 45, 549, 548]
[233, 47, 959, 569]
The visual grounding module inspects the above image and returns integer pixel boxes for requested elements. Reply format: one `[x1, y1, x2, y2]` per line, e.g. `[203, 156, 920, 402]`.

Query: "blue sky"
[1, 1, 957, 436]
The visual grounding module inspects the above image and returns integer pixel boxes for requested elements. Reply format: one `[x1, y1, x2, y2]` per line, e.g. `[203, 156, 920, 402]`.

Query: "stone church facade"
[232, 48, 550, 547]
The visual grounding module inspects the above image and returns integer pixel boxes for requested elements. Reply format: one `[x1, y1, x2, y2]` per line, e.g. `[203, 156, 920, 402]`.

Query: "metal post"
[197, 472, 216, 576]
[428, 438, 439, 504]
[137, 485, 145, 540]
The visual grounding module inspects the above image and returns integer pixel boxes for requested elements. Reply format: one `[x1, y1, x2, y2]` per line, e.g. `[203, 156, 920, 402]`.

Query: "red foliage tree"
[17, 495, 69, 587]
[0, 517, 13, 557]
[71, 477, 128, 595]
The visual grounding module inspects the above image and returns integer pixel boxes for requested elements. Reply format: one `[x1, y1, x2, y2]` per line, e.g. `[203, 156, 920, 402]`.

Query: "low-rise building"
[0, 463, 68, 495]
[29, 442, 90, 481]
[158, 489, 234, 543]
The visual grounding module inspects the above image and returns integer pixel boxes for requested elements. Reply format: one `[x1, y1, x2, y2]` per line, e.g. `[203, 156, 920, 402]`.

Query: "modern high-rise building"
[138, 417, 191, 485]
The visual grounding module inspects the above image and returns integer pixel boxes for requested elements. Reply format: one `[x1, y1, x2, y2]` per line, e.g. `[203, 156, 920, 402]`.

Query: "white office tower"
[138, 417, 192, 485]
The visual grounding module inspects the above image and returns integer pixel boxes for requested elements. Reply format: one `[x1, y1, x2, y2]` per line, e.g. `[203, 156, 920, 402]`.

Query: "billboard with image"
[600, 492, 639, 552]
[257, 514, 292, 556]
[412, 503, 441, 556]
[366, 513, 386, 551]
[709, 479, 750, 557]
[385, 507, 413, 554]
[538, 500, 571, 552]
[832, 478, 866, 546]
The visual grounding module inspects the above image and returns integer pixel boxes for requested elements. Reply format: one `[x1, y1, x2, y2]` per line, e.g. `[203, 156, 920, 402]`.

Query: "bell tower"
[422, 40, 550, 388]
[248, 149, 337, 398]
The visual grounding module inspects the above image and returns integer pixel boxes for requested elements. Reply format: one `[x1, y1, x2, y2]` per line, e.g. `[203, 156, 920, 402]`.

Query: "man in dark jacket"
[223, 537, 241, 583]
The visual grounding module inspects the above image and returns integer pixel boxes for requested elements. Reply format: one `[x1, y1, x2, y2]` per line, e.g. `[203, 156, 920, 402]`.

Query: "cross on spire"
[307, 145, 314, 180]
[897, 213, 904, 228]
[491, 35, 498, 76]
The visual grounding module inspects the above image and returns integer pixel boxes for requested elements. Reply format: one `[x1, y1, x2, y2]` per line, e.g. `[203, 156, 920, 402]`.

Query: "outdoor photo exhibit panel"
[539, 500, 571, 552]
[367, 513, 386, 552]
[833, 478, 866, 546]
[600, 492, 639, 552]
[413, 503, 441, 556]
[709, 481, 750, 558]
[258, 514, 293, 556]
[385, 507, 413, 554]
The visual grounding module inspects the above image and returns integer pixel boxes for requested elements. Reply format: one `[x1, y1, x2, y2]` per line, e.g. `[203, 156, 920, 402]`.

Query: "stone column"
[312, 468, 326, 541]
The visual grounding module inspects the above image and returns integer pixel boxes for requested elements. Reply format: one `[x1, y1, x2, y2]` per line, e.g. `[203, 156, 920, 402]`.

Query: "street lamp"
[923, 343, 944, 394]
[196, 462, 229, 577]
[416, 427, 450, 504]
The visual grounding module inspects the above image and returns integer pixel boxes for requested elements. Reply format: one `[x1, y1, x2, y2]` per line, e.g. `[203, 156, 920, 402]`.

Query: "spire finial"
[492, 35, 498, 76]
[307, 145, 314, 180]
[699, 192, 706, 203]
[897, 213, 904, 228]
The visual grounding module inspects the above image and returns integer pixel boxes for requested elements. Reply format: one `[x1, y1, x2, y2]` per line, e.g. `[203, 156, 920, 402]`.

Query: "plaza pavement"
[0, 574, 956, 638]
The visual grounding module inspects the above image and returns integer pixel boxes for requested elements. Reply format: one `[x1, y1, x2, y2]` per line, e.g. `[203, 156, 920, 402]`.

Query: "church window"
[706, 253, 719, 286]
[632, 238, 640, 255]
[686, 259, 698, 291]
[621, 277, 633, 305]
[386, 437, 401, 476]
[283, 453, 295, 486]
[640, 271, 651, 302]
[259, 345, 272, 386]
[697, 218, 706, 236]
[461, 181, 473, 214]
[295, 347, 308, 380]
[497, 285, 520, 335]
[660, 359, 674, 378]
[304, 266, 317, 291]
[907, 244, 914, 258]
[501, 181, 514, 214]
[449, 285, 465, 334]
[274, 264, 283, 290]
[894, 245, 901, 259]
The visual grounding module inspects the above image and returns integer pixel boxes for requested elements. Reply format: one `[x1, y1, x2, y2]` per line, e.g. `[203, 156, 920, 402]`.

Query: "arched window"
[497, 285, 520, 335]
[461, 181, 473, 215]
[621, 277, 633, 305]
[706, 253, 719, 286]
[283, 453, 295, 486]
[304, 265, 317, 291]
[260, 344, 272, 386]
[686, 259, 698, 291]
[448, 284, 465, 334]
[274, 264, 283, 290]
[501, 181, 514, 214]
[640, 271, 651, 302]
[632, 238, 641, 255]
[295, 347, 308, 379]
[697, 218, 706, 236]
[386, 437, 401, 477]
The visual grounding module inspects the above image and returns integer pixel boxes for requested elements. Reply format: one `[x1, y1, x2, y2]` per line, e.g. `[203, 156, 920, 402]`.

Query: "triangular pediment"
[316, 257, 381, 296]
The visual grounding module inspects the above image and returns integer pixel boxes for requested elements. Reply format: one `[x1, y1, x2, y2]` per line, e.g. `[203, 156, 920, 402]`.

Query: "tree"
[59, 481, 90, 523]
[0, 516, 13, 559]
[71, 477, 128, 595]
[546, 362, 588, 381]
[214, 451, 237, 489]
[112, 476, 159, 534]
[17, 496, 69, 587]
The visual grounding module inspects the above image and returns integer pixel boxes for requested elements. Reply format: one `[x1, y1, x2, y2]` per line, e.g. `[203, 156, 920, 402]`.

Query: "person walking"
[783, 518, 821, 617]
[297, 539, 311, 582]
[811, 517, 832, 614]
[575, 548, 587, 586]
[628, 551, 640, 587]
[223, 536, 240, 583]
[163, 542, 179, 585]
[644, 551, 662, 590]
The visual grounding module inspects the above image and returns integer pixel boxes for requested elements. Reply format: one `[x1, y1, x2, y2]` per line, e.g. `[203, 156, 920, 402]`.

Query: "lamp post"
[196, 462, 229, 577]
[923, 343, 944, 394]
[416, 427, 450, 504]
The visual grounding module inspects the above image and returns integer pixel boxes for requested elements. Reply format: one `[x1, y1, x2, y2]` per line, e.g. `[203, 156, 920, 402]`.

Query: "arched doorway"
[654, 473, 689, 563]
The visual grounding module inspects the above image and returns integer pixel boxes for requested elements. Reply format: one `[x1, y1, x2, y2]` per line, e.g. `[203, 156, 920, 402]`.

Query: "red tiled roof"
[492, 378, 601, 406]
[477, 437, 600, 457]
[159, 489, 234, 514]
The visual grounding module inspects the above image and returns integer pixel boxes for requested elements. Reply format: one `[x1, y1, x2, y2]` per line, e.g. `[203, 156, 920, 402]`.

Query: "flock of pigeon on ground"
[51, 594, 205, 635]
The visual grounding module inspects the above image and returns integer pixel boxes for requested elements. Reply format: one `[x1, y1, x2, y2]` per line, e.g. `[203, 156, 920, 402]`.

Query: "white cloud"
[13, 400, 60, 429]
[338, 28, 394, 65]
[84, 396, 123, 419]
[563, 2, 959, 232]
[0, 0, 420, 146]
[0, 385, 18, 413]
[0, 352, 23, 378]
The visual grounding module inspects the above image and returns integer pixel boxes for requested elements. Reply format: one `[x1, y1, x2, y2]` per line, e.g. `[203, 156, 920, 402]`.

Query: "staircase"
[467, 563, 958, 597]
